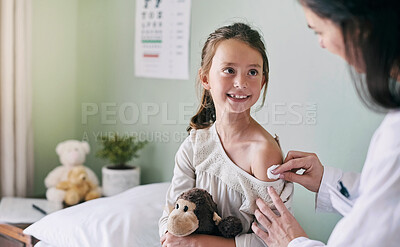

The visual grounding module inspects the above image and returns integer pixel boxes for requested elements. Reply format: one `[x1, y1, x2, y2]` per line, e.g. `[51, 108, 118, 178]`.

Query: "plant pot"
[101, 165, 141, 196]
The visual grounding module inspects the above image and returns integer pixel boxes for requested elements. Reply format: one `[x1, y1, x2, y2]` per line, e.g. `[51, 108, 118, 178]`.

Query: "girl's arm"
[159, 136, 196, 236]
[161, 232, 235, 247]
[252, 142, 283, 182]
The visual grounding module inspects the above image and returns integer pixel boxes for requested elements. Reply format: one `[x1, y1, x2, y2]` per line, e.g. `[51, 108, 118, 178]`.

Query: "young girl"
[159, 23, 293, 247]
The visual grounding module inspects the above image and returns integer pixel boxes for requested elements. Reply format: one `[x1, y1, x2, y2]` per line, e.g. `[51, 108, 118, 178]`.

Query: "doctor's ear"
[199, 69, 211, 90]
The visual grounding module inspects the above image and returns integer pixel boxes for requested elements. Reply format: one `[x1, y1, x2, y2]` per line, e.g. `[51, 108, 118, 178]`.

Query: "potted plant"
[97, 133, 148, 196]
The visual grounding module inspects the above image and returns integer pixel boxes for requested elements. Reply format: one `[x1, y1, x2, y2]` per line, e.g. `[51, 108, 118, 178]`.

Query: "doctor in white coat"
[252, 0, 400, 246]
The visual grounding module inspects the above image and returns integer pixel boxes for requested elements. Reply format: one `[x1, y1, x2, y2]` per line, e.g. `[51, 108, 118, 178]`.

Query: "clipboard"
[0, 197, 62, 224]
[326, 183, 354, 216]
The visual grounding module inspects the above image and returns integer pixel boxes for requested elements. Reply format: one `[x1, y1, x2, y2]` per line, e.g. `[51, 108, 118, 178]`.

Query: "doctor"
[252, 0, 400, 246]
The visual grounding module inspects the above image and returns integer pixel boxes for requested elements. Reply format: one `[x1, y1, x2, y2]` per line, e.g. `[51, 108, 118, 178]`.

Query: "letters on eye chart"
[135, 0, 191, 80]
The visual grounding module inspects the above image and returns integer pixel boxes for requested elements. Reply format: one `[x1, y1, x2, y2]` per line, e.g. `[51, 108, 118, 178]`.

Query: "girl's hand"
[160, 232, 196, 247]
[252, 187, 308, 247]
[160, 232, 235, 247]
[272, 151, 324, 192]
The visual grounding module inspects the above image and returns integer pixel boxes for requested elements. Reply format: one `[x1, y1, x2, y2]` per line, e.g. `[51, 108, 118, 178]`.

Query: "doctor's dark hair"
[187, 23, 269, 132]
[299, 0, 400, 110]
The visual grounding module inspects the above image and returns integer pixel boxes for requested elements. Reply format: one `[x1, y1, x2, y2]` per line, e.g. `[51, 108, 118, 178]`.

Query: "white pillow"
[24, 182, 170, 247]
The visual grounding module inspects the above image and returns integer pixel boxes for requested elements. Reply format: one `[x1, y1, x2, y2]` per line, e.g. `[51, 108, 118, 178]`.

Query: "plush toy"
[56, 166, 101, 206]
[45, 140, 100, 203]
[167, 188, 243, 238]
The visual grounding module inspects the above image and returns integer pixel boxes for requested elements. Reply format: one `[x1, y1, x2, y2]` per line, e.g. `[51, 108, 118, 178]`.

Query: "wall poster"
[135, 0, 191, 80]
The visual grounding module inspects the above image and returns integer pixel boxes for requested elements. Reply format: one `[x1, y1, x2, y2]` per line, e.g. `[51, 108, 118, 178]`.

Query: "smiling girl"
[159, 23, 293, 247]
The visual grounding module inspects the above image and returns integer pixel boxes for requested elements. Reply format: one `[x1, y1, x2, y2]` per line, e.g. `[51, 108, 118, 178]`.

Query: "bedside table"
[0, 197, 63, 246]
[0, 223, 39, 247]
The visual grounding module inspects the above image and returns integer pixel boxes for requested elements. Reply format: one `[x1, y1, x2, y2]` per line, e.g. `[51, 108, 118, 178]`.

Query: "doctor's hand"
[252, 187, 308, 247]
[272, 151, 324, 193]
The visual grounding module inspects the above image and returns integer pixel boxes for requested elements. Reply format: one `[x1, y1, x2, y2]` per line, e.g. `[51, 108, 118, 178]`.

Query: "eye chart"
[135, 0, 191, 80]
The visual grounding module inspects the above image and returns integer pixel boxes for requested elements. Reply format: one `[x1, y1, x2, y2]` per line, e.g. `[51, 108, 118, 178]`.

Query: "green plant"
[96, 133, 148, 169]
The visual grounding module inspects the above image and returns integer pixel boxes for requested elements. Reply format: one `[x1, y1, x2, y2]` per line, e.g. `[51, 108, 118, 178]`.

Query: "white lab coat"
[289, 110, 400, 247]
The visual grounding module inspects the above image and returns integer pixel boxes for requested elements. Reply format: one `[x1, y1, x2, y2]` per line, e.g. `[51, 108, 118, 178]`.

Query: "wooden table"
[0, 223, 38, 247]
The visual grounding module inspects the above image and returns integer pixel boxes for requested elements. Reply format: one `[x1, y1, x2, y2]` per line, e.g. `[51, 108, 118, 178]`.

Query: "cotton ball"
[267, 164, 280, 180]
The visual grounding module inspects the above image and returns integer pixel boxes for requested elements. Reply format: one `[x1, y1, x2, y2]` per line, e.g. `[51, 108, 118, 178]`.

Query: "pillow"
[24, 182, 170, 247]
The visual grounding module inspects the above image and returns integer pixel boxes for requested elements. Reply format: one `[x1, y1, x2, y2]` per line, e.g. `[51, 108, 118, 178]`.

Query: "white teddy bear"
[45, 140, 101, 203]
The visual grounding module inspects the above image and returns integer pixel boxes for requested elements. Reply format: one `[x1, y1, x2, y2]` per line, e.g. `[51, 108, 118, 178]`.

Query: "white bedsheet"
[25, 182, 170, 247]
[35, 241, 57, 247]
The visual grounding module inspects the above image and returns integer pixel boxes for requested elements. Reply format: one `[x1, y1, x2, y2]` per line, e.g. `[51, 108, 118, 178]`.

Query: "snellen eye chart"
[135, 0, 191, 80]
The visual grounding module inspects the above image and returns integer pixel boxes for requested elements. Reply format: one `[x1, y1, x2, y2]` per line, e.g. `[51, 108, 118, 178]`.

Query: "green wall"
[32, 0, 384, 243]
[32, 0, 79, 195]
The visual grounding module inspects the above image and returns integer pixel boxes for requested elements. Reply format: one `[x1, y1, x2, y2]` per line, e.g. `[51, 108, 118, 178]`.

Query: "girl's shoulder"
[249, 125, 283, 182]
[250, 132, 283, 166]
[250, 123, 281, 150]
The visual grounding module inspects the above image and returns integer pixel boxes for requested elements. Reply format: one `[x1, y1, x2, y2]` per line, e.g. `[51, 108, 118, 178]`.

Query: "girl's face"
[303, 7, 346, 60]
[201, 39, 265, 116]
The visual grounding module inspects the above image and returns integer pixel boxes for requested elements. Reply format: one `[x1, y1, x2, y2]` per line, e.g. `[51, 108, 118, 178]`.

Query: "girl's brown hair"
[188, 23, 270, 132]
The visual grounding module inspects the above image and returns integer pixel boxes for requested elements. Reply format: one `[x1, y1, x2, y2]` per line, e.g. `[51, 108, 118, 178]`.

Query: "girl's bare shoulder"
[250, 125, 283, 182]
